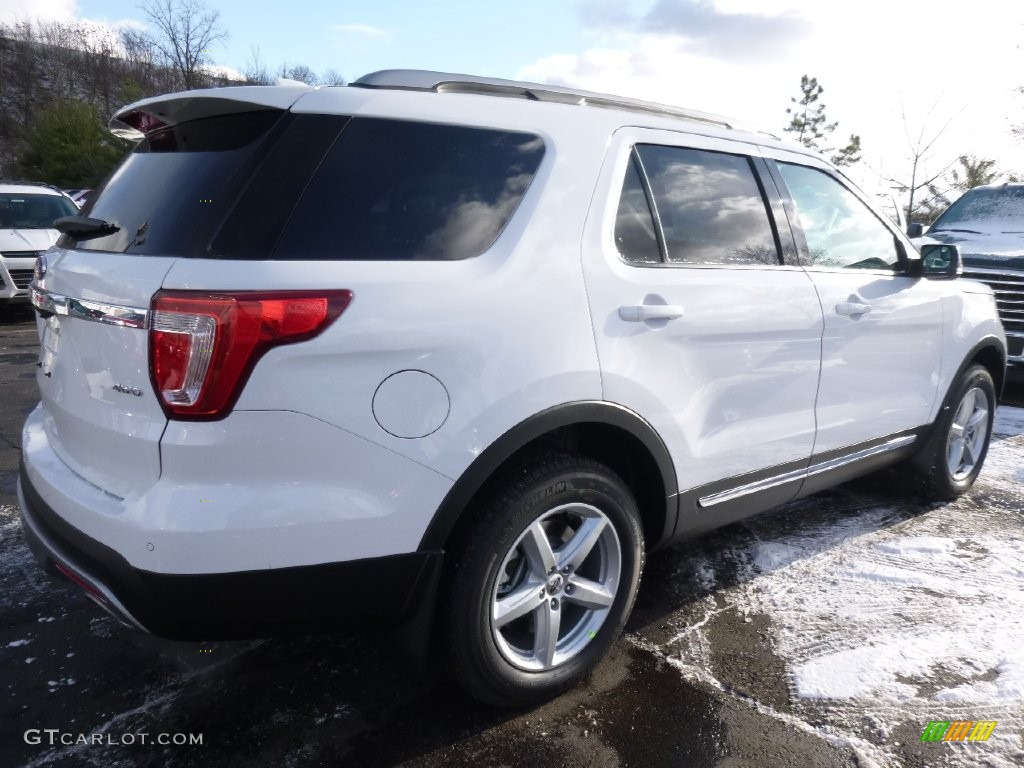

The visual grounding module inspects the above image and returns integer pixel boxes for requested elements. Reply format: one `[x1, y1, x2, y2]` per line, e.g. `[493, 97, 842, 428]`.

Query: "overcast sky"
[6, 0, 1024, 196]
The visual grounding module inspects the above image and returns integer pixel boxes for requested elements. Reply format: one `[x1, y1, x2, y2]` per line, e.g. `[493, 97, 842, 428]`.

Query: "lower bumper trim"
[18, 462, 443, 641]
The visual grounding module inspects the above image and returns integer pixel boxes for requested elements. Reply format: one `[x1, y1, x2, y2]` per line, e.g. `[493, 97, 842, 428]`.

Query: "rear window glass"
[0, 193, 77, 229]
[61, 110, 285, 255]
[270, 118, 545, 261]
[65, 112, 545, 262]
[932, 186, 1024, 229]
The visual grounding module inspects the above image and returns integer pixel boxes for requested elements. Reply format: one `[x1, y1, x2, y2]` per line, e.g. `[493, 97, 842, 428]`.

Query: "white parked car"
[19, 71, 1007, 706]
[0, 182, 77, 304]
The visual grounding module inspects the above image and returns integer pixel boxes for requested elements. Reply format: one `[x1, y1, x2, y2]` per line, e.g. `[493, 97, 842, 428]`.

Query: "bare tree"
[140, 0, 228, 90]
[277, 62, 318, 86]
[881, 99, 963, 227]
[242, 45, 271, 85]
[320, 68, 346, 86]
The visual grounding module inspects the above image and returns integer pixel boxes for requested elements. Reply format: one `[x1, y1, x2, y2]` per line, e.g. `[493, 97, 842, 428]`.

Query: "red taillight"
[149, 290, 352, 419]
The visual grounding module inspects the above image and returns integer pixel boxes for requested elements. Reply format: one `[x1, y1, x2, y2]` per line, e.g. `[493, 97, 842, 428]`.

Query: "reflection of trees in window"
[728, 245, 781, 265]
[780, 162, 898, 271]
[637, 145, 778, 267]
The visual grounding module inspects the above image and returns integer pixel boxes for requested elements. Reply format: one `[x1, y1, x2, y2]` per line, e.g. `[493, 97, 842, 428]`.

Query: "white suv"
[19, 71, 1007, 706]
[0, 182, 77, 304]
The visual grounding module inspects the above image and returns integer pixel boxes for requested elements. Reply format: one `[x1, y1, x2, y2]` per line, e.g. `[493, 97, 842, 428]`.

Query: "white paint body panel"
[19, 83, 1008, 586]
[32, 249, 176, 498]
[582, 129, 823, 489]
[23, 405, 453, 573]
[805, 270, 944, 453]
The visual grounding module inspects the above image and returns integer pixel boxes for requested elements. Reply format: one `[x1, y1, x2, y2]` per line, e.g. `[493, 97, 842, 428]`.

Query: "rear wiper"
[930, 227, 982, 234]
[53, 216, 120, 240]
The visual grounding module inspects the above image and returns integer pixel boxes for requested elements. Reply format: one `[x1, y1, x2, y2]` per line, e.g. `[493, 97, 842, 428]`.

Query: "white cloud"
[203, 63, 244, 82]
[329, 23, 394, 56]
[0, 0, 77, 24]
[521, 0, 1024, 193]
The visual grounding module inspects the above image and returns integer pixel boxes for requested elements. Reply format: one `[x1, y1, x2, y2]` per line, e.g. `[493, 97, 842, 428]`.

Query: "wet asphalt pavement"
[1, 302, 1022, 768]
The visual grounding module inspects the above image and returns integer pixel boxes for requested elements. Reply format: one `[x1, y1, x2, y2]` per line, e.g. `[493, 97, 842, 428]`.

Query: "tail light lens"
[149, 290, 352, 419]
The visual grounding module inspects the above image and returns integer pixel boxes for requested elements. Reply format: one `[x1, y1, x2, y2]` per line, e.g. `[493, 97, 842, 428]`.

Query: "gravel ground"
[1, 303, 1021, 768]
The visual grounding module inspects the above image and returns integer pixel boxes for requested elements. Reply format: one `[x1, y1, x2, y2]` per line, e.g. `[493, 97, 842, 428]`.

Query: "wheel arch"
[418, 401, 679, 554]
[967, 338, 1006, 399]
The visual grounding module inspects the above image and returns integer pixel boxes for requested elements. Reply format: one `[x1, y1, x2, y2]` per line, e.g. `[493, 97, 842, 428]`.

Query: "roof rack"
[351, 70, 773, 136]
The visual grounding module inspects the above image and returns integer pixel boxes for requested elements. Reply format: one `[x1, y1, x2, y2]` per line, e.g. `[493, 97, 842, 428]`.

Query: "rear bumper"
[19, 464, 443, 640]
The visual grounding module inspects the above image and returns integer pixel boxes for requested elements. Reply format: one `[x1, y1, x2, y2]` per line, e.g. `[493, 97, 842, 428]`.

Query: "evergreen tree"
[20, 100, 130, 187]
[784, 74, 861, 167]
[785, 75, 834, 151]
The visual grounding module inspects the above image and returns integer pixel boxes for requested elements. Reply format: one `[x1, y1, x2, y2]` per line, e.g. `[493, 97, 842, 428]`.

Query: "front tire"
[443, 453, 644, 707]
[912, 365, 996, 501]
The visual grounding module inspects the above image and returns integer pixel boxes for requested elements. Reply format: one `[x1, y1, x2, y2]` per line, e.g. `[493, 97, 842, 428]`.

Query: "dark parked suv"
[913, 183, 1024, 382]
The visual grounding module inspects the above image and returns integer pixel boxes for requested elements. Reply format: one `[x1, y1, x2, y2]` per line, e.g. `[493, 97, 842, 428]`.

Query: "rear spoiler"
[108, 86, 314, 140]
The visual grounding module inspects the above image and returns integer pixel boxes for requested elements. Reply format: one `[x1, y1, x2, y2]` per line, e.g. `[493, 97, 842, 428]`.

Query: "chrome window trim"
[30, 285, 150, 330]
[699, 434, 917, 508]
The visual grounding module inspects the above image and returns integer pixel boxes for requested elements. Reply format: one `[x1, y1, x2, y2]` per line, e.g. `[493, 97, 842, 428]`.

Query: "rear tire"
[911, 365, 996, 501]
[442, 453, 644, 707]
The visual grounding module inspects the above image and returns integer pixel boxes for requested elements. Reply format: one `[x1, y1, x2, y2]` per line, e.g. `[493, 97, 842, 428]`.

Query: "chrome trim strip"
[803, 435, 916, 478]
[698, 466, 807, 508]
[699, 435, 917, 508]
[31, 285, 150, 329]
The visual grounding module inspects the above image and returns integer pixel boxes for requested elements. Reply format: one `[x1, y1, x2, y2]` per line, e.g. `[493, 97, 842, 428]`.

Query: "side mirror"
[907, 222, 924, 238]
[917, 243, 960, 279]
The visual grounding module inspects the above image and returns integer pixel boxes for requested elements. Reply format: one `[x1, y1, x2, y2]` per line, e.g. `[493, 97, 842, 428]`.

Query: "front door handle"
[618, 304, 685, 322]
[835, 301, 871, 317]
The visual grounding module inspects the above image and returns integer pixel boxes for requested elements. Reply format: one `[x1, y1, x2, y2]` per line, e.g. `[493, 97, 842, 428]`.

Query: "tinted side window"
[636, 145, 779, 266]
[273, 119, 545, 261]
[211, 114, 350, 258]
[615, 154, 661, 264]
[778, 163, 899, 271]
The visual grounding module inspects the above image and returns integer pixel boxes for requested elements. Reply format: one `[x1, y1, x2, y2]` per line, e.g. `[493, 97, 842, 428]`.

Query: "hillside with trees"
[0, 0, 342, 187]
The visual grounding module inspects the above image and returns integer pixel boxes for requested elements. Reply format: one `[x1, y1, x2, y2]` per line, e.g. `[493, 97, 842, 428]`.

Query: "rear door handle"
[618, 304, 685, 322]
[835, 301, 871, 317]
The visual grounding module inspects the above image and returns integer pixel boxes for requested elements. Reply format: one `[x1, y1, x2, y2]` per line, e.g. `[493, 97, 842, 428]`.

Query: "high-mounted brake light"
[149, 290, 352, 419]
[109, 111, 169, 140]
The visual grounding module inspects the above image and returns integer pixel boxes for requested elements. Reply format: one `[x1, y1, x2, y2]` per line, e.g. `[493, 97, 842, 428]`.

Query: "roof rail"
[351, 70, 767, 134]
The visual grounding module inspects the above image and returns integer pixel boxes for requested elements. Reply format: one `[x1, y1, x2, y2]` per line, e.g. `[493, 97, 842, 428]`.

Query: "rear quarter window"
[269, 118, 546, 261]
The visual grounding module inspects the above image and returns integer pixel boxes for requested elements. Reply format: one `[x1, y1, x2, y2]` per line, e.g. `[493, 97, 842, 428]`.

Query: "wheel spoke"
[963, 435, 980, 466]
[557, 515, 607, 571]
[957, 389, 976, 422]
[949, 423, 965, 438]
[947, 438, 965, 472]
[522, 521, 557, 576]
[565, 575, 615, 610]
[494, 583, 543, 628]
[533, 603, 561, 667]
[966, 407, 988, 431]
